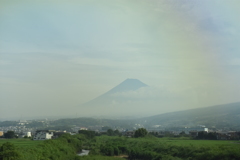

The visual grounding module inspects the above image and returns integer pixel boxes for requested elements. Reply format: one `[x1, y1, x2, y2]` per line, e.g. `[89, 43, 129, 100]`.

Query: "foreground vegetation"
[87, 135, 240, 160]
[0, 138, 42, 147]
[0, 134, 83, 160]
[1, 131, 240, 160]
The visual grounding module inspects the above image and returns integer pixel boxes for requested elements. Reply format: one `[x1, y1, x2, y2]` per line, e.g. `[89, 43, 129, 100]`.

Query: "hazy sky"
[1, 0, 240, 119]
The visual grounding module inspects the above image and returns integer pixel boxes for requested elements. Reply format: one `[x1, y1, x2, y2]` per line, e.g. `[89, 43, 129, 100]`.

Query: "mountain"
[103, 78, 148, 95]
[55, 102, 240, 130]
[139, 102, 240, 130]
[78, 79, 149, 116]
[82, 78, 148, 106]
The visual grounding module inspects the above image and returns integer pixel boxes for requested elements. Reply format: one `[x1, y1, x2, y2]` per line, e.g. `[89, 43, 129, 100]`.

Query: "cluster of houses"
[122, 127, 240, 140]
[32, 130, 77, 140]
[215, 131, 240, 140]
[1, 124, 240, 140]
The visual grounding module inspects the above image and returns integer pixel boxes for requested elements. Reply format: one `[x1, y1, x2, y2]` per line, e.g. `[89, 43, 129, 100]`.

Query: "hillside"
[139, 102, 240, 130]
[46, 102, 240, 131]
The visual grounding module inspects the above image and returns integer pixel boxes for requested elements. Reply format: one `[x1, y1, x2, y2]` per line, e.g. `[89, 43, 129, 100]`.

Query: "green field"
[96, 135, 240, 147]
[90, 136, 240, 160]
[0, 138, 42, 148]
[1, 136, 240, 160]
[153, 138, 240, 147]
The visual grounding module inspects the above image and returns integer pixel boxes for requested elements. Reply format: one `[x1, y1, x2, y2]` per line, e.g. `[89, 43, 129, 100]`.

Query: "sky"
[1, 0, 240, 120]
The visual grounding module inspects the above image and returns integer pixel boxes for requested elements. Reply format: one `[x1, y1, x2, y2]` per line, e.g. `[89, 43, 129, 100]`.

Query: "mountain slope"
[105, 78, 148, 95]
[80, 79, 148, 111]
[139, 102, 240, 129]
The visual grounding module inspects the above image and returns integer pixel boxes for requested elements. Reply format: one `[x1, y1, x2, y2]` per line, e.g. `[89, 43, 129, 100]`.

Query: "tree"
[107, 129, 114, 136]
[0, 142, 22, 160]
[134, 128, 148, 138]
[114, 129, 121, 136]
[78, 130, 95, 139]
[179, 131, 188, 137]
[4, 131, 16, 139]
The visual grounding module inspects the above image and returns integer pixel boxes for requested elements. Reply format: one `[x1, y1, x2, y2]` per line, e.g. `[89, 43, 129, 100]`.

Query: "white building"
[33, 130, 54, 140]
[19, 131, 32, 138]
[26, 131, 32, 137]
[184, 127, 208, 134]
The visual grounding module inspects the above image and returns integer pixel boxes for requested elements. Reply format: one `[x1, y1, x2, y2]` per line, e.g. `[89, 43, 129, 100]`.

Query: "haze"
[1, 0, 240, 120]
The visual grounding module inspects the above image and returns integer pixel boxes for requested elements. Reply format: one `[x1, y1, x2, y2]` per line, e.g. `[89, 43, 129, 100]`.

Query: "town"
[1, 119, 240, 140]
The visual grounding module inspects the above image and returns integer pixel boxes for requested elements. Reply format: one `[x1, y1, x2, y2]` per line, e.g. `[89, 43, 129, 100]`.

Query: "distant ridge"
[139, 102, 240, 129]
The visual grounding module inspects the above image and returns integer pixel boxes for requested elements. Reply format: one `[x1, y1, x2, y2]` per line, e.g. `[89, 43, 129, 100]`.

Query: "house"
[0, 131, 3, 137]
[18, 131, 32, 138]
[184, 127, 208, 134]
[216, 132, 229, 140]
[80, 127, 88, 130]
[216, 131, 240, 140]
[33, 130, 54, 140]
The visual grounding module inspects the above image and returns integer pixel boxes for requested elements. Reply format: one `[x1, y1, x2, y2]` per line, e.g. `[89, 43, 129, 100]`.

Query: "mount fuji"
[78, 79, 155, 117]
[82, 79, 148, 107]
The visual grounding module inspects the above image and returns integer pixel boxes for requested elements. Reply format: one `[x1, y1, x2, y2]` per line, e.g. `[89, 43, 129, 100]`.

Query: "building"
[0, 131, 3, 137]
[216, 131, 240, 140]
[80, 127, 88, 130]
[184, 127, 208, 134]
[18, 131, 32, 138]
[33, 130, 54, 140]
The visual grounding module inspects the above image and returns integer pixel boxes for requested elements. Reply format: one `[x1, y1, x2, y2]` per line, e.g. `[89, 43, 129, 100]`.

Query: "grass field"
[97, 135, 240, 148]
[1, 136, 240, 160]
[158, 139, 240, 147]
[1, 136, 239, 148]
[0, 138, 43, 148]
[78, 155, 125, 160]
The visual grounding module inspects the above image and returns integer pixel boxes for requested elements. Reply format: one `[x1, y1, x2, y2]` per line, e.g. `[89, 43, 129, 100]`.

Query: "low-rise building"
[0, 131, 3, 137]
[184, 127, 208, 134]
[33, 130, 54, 140]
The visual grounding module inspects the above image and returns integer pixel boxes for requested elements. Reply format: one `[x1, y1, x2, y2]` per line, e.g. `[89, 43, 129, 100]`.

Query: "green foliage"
[106, 129, 121, 136]
[0, 142, 22, 160]
[2, 134, 240, 160]
[78, 130, 96, 139]
[76, 155, 123, 160]
[107, 129, 114, 136]
[197, 131, 217, 140]
[4, 131, 16, 139]
[0, 139, 42, 147]
[134, 128, 148, 138]
[88, 135, 240, 160]
[113, 130, 121, 136]
[0, 133, 85, 160]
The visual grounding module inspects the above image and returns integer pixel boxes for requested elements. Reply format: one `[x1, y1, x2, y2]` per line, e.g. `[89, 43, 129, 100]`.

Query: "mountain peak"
[106, 79, 148, 94]
[80, 79, 148, 109]
[123, 78, 143, 82]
